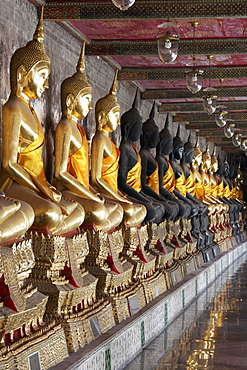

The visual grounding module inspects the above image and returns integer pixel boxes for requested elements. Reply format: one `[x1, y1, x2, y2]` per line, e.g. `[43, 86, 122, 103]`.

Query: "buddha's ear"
[96, 111, 106, 130]
[66, 94, 74, 110]
[17, 65, 27, 86]
[123, 122, 130, 140]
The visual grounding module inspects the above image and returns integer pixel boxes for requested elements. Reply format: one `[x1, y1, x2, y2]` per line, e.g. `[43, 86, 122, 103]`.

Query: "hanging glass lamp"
[203, 91, 217, 115]
[202, 55, 217, 114]
[111, 0, 135, 10]
[157, 21, 179, 64]
[215, 106, 228, 127]
[240, 139, 247, 151]
[185, 22, 204, 93]
[224, 123, 235, 138]
[185, 67, 204, 93]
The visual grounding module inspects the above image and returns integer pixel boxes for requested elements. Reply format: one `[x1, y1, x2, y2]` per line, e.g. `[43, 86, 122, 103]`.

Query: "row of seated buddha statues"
[0, 8, 245, 365]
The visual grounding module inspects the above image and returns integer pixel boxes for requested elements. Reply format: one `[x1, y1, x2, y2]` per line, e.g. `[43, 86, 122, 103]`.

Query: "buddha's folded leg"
[0, 198, 35, 243]
[7, 183, 64, 234]
[61, 190, 123, 232]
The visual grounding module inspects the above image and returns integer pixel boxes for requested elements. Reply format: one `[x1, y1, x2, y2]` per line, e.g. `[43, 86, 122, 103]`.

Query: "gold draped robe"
[163, 158, 175, 193]
[211, 175, 218, 198]
[185, 170, 196, 197]
[126, 145, 142, 192]
[146, 162, 159, 194]
[175, 168, 187, 197]
[0, 106, 61, 207]
[102, 140, 120, 193]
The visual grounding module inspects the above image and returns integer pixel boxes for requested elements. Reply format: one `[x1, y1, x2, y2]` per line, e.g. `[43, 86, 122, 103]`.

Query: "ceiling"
[30, 0, 247, 153]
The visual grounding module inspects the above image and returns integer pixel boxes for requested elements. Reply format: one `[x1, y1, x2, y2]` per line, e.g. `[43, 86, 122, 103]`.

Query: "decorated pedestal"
[0, 238, 68, 369]
[29, 231, 115, 352]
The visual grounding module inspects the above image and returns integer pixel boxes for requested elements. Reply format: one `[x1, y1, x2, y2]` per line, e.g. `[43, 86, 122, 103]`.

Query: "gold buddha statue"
[0, 7, 84, 235]
[91, 71, 147, 227]
[54, 43, 123, 232]
[191, 138, 206, 203]
[201, 144, 221, 206]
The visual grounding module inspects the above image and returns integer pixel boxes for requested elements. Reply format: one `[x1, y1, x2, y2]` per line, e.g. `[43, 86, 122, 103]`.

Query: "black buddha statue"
[139, 102, 179, 220]
[156, 117, 191, 219]
[118, 91, 164, 223]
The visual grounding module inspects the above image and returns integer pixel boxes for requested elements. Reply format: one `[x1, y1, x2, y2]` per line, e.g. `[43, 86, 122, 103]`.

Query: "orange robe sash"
[126, 145, 142, 192]
[102, 140, 120, 193]
[66, 125, 89, 189]
[175, 169, 186, 197]
[211, 175, 218, 198]
[163, 159, 175, 193]
[146, 162, 159, 194]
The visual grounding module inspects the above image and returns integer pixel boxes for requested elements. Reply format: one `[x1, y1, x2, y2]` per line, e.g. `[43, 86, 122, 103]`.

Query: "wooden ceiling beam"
[173, 112, 247, 122]
[142, 87, 247, 100]
[43, 2, 247, 21]
[159, 101, 247, 113]
[187, 122, 247, 129]
[118, 67, 247, 81]
[86, 39, 247, 56]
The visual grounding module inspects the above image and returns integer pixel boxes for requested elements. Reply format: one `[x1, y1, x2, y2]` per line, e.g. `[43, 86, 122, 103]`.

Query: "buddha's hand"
[96, 193, 105, 203]
[47, 186, 62, 203]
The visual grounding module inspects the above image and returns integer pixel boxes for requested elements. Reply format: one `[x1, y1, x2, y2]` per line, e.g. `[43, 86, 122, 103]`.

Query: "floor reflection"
[124, 257, 247, 370]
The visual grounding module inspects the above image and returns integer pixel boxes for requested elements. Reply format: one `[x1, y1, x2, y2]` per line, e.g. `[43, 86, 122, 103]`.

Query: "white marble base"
[50, 242, 247, 370]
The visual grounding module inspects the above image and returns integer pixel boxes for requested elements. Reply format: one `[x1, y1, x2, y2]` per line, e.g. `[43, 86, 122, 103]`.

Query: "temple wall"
[0, 0, 223, 182]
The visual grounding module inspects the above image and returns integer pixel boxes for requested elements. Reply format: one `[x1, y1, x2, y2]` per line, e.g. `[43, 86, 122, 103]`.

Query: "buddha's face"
[74, 92, 92, 119]
[203, 156, 211, 171]
[211, 161, 218, 172]
[184, 149, 194, 165]
[22, 62, 50, 99]
[128, 120, 142, 142]
[174, 145, 184, 160]
[105, 106, 120, 132]
[194, 152, 202, 166]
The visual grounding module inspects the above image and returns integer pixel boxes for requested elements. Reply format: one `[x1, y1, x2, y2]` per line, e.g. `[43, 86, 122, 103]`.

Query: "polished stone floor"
[125, 259, 247, 370]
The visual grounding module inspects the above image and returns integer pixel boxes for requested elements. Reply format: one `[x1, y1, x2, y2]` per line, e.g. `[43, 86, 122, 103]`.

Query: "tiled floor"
[125, 260, 247, 369]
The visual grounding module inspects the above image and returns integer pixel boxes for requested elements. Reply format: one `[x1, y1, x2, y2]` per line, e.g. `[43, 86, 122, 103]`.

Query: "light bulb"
[165, 39, 172, 49]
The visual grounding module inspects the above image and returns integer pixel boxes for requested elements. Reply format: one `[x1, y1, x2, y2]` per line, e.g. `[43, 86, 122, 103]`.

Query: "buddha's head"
[157, 115, 173, 156]
[95, 70, 120, 133]
[120, 89, 142, 142]
[193, 138, 202, 166]
[183, 132, 194, 165]
[140, 102, 159, 149]
[211, 146, 218, 173]
[202, 144, 211, 171]
[10, 7, 50, 99]
[61, 42, 92, 119]
[173, 124, 184, 160]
